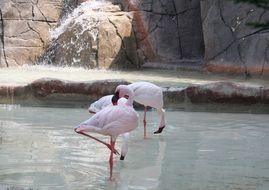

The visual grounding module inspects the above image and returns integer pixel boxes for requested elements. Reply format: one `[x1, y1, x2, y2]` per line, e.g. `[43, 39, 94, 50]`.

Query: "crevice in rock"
[219, 0, 236, 40]
[32, 0, 51, 27]
[3, 18, 57, 23]
[32, 5, 35, 17]
[209, 26, 269, 61]
[140, 14, 162, 43]
[27, 22, 45, 48]
[0, 9, 9, 67]
[261, 41, 269, 76]
[172, 0, 183, 58]
[108, 18, 135, 66]
[10, 0, 24, 20]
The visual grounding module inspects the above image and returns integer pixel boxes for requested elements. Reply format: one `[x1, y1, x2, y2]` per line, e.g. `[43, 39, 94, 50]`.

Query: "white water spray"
[50, 0, 120, 40]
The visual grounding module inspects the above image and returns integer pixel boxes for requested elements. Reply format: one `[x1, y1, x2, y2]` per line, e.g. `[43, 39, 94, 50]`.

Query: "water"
[0, 105, 269, 190]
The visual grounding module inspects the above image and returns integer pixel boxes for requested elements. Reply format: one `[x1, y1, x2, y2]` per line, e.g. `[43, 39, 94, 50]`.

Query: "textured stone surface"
[1, 79, 268, 110]
[120, 0, 204, 63]
[0, 0, 63, 67]
[201, 0, 269, 76]
[185, 82, 267, 104]
[42, 1, 139, 69]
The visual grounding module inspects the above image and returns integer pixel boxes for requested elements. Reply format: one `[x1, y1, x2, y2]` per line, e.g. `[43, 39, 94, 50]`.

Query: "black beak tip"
[154, 125, 165, 134]
[120, 155, 125, 160]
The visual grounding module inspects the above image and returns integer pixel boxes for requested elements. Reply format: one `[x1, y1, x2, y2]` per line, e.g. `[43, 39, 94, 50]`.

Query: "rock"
[201, 0, 269, 76]
[185, 81, 268, 104]
[42, 1, 139, 69]
[0, 78, 130, 107]
[0, 0, 62, 67]
[29, 78, 130, 97]
[1, 79, 268, 111]
[121, 0, 204, 63]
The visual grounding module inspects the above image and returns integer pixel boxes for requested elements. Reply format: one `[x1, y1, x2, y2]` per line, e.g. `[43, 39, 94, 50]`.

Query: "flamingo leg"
[109, 138, 116, 180]
[154, 108, 166, 134]
[143, 106, 147, 139]
[75, 130, 119, 155]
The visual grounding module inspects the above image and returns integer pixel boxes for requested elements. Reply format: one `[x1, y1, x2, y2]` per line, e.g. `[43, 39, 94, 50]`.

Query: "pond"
[0, 105, 269, 190]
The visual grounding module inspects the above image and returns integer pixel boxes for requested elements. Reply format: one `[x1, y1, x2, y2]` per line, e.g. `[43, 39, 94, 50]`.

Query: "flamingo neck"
[125, 89, 135, 106]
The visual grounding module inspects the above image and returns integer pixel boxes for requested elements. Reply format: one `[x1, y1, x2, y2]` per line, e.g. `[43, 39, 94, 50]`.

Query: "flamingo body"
[78, 104, 138, 137]
[128, 82, 163, 109]
[88, 95, 113, 113]
[128, 82, 166, 135]
[75, 85, 138, 179]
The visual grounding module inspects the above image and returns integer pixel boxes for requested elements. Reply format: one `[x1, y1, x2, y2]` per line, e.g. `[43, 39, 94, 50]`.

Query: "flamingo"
[74, 85, 139, 179]
[128, 81, 166, 138]
[88, 95, 130, 160]
[88, 81, 166, 138]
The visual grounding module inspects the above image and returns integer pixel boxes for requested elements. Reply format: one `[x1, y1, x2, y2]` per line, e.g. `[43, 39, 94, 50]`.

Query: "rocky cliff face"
[201, 0, 269, 76]
[0, 0, 268, 76]
[121, 0, 205, 62]
[0, 0, 63, 67]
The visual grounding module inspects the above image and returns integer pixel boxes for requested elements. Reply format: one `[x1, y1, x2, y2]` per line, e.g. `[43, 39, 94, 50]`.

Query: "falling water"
[51, 0, 111, 40]
[41, 0, 122, 67]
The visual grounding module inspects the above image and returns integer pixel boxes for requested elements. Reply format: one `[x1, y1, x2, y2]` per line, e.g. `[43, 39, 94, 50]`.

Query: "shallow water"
[0, 105, 269, 190]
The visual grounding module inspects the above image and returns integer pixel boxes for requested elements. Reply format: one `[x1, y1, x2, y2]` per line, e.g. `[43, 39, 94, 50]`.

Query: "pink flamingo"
[75, 85, 139, 179]
[88, 82, 166, 138]
[128, 82, 166, 138]
[88, 95, 130, 160]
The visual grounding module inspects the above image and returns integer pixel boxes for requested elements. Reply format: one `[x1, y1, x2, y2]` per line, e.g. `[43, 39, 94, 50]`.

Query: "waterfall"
[51, 0, 109, 40]
[41, 0, 122, 68]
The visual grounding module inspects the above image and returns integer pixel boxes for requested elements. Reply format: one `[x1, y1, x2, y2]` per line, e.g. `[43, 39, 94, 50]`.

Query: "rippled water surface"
[0, 105, 269, 190]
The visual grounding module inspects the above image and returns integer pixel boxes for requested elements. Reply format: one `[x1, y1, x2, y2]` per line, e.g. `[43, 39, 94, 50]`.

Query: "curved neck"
[125, 88, 135, 106]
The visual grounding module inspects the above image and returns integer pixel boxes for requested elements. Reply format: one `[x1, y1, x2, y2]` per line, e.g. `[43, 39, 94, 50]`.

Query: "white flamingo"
[88, 81, 166, 138]
[88, 95, 129, 160]
[75, 85, 139, 179]
[128, 81, 166, 138]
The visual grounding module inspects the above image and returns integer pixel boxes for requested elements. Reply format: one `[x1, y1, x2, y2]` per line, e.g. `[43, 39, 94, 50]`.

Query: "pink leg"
[74, 129, 119, 155]
[143, 106, 147, 139]
[109, 138, 116, 180]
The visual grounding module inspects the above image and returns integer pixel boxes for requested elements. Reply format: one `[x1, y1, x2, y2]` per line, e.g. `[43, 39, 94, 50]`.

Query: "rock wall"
[201, 0, 269, 76]
[1, 0, 268, 76]
[0, 0, 63, 67]
[120, 0, 205, 62]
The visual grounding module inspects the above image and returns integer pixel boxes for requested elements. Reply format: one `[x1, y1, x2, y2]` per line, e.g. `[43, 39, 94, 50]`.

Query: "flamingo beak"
[112, 91, 120, 105]
[120, 155, 125, 160]
[88, 110, 96, 114]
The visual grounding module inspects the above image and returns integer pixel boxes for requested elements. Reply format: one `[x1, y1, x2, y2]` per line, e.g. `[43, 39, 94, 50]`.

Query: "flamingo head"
[112, 85, 133, 105]
[111, 91, 119, 105]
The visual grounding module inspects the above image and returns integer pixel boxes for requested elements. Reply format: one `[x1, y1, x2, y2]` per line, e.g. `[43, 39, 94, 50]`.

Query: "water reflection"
[0, 106, 269, 190]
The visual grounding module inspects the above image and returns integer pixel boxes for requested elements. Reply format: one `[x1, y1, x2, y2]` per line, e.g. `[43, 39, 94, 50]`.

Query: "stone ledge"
[0, 78, 269, 112]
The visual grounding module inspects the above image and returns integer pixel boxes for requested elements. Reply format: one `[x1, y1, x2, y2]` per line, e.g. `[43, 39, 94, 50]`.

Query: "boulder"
[42, 1, 140, 69]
